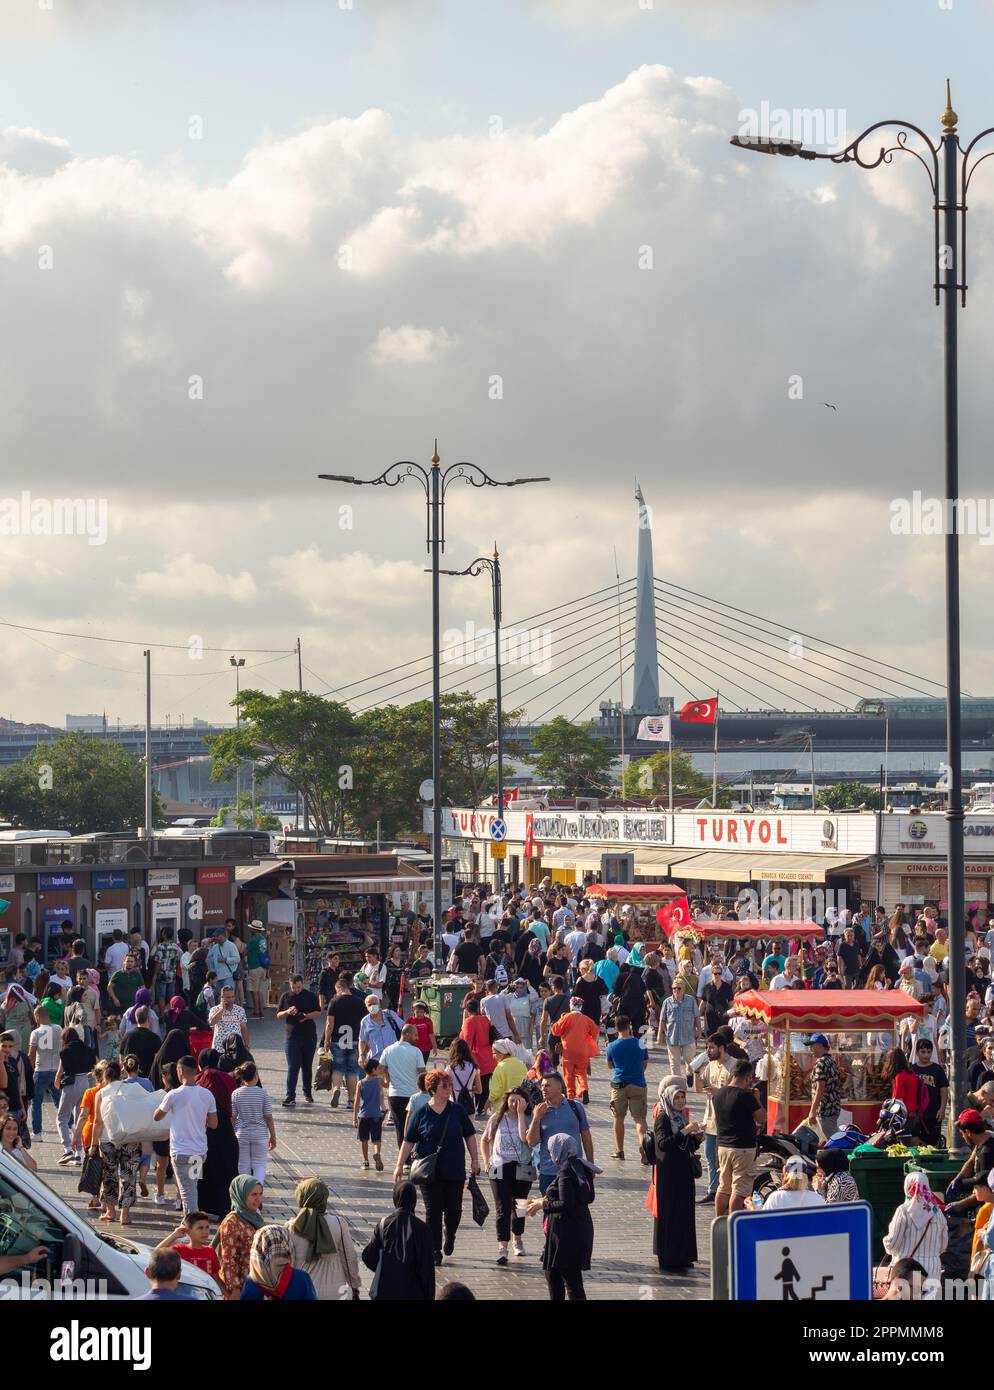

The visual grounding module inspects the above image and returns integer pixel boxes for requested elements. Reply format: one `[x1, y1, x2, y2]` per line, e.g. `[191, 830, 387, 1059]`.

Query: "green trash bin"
[904, 1153, 960, 1200]
[848, 1148, 909, 1262]
[414, 976, 474, 1045]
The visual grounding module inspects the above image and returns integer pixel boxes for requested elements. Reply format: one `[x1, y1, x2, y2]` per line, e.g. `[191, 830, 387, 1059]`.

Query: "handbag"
[409, 1109, 451, 1184]
[78, 1153, 103, 1198]
[969, 1243, 991, 1279]
[468, 1173, 490, 1227]
[314, 1052, 333, 1092]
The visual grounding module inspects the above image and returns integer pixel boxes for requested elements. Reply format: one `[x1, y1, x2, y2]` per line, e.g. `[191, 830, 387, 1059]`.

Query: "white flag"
[636, 715, 671, 742]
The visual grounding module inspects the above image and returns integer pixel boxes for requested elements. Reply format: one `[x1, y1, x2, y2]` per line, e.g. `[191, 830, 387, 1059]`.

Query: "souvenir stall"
[730, 989, 925, 1136]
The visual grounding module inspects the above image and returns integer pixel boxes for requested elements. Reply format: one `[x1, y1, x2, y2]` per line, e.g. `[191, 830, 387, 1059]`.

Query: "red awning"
[679, 921, 825, 941]
[587, 883, 685, 900]
[732, 988, 925, 1030]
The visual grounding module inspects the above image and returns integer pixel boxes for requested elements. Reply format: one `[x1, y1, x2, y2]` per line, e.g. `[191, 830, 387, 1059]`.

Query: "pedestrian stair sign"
[729, 1202, 872, 1301]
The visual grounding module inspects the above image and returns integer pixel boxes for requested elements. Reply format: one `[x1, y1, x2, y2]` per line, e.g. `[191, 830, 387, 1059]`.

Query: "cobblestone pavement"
[36, 1014, 716, 1301]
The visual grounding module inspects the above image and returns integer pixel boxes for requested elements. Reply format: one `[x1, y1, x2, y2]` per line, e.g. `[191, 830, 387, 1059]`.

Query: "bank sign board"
[881, 814, 994, 856]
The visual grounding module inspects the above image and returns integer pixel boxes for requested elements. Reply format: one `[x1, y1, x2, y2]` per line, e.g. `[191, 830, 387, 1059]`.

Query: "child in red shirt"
[405, 1002, 436, 1062]
[154, 1213, 224, 1293]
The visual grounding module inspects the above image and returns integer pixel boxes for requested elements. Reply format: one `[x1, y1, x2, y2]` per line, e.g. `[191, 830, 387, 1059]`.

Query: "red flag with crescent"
[678, 697, 717, 724]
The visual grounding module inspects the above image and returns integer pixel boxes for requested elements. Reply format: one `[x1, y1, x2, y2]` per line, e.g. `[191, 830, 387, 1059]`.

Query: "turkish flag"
[679, 697, 717, 723]
[656, 894, 692, 938]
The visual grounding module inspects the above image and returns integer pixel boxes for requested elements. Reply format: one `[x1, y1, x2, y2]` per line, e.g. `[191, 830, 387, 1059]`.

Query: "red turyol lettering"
[759, 821, 771, 843]
[743, 819, 755, 842]
[696, 818, 707, 839]
[777, 820, 788, 844]
[727, 820, 738, 844]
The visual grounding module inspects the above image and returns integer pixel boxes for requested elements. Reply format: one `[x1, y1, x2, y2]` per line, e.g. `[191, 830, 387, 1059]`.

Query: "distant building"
[66, 714, 105, 733]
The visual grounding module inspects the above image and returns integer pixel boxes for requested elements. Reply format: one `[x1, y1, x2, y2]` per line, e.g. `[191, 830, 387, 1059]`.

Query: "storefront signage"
[693, 816, 789, 846]
[38, 873, 74, 890]
[196, 867, 230, 885]
[0, 875, 14, 894]
[93, 871, 128, 890]
[531, 813, 671, 845]
[147, 869, 180, 888]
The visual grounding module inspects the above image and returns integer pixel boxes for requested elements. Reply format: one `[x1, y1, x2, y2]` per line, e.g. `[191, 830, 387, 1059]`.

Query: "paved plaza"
[37, 1013, 716, 1301]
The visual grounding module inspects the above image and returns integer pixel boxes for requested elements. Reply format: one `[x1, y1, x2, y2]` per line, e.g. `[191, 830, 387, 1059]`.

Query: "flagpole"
[668, 696, 674, 814]
[712, 690, 719, 808]
[613, 547, 625, 798]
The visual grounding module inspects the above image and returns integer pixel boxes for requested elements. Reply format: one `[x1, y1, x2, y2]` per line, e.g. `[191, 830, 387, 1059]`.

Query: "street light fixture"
[439, 547, 507, 894]
[320, 444, 549, 967]
[730, 80, 990, 1144]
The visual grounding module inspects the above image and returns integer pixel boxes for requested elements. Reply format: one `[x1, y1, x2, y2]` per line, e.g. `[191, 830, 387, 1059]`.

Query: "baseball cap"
[804, 1033, 829, 1049]
[956, 1108, 985, 1126]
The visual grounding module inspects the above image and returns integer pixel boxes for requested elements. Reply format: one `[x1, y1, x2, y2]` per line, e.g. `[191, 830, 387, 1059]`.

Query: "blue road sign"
[729, 1202, 872, 1302]
[490, 818, 507, 842]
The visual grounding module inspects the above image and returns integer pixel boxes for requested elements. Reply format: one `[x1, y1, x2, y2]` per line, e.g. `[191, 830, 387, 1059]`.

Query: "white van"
[0, 1151, 220, 1299]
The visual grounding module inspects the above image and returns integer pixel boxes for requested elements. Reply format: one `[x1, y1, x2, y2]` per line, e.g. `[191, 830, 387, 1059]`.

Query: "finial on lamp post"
[941, 78, 958, 134]
[431, 439, 440, 466]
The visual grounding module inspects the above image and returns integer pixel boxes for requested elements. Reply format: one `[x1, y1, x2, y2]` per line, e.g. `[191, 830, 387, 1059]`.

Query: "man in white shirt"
[28, 1006, 63, 1139]
[104, 932, 130, 976]
[478, 901, 499, 940]
[154, 1056, 218, 1214]
[564, 926, 588, 963]
[770, 958, 802, 990]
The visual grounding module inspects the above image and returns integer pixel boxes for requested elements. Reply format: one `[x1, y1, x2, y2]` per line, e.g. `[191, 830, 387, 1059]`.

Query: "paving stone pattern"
[37, 1014, 715, 1301]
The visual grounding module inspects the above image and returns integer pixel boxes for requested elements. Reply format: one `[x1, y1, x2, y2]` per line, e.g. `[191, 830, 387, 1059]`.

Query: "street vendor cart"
[730, 989, 925, 1136]
[586, 882, 686, 945]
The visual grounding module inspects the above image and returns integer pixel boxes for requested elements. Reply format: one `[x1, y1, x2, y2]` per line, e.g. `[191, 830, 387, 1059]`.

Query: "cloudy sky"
[2, 0, 994, 728]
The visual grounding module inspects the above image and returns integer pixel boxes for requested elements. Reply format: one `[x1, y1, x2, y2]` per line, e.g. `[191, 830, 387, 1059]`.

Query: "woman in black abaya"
[650, 1082, 703, 1270]
[195, 1049, 239, 1219]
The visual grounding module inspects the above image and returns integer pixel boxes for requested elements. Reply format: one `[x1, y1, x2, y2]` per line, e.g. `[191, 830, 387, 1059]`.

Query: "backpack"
[451, 1064, 475, 1112]
[493, 960, 509, 988]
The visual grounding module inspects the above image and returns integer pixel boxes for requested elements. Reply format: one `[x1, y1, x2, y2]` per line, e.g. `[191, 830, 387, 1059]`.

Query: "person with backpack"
[526, 1132, 598, 1300]
[445, 1038, 481, 1115]
[459, 998, 497, 1117]
[525, 1071, 594, 1195]
[481, 1087, 534, 1265]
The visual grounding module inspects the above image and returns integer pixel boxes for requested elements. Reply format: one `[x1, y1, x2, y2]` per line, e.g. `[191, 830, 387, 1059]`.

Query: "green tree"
[621, 749, 715, 801]
[816, 781, 883, 810]
[526, 717, 615, 797]
[351, 694, 520, 838]
[210, 792, 282, 831]
[0, 732, 162, 832]
[207, 689, 358, 837]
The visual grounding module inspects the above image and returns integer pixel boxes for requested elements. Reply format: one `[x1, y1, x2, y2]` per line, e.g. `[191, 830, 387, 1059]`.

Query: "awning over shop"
[235, 859, 292, 884]
[343, 875, 428, 894]
[538, 843, 603, 870]
[747, 854, 870, 884]
[631, 850, 703, 876]
[668, 851, 757, 883]
[732, 988, 923, 1030]
[666, 852, 870, 885]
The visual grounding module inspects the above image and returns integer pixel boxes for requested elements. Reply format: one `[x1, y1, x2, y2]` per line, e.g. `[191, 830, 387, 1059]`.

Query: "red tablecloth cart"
[731, 989, 925, 1136]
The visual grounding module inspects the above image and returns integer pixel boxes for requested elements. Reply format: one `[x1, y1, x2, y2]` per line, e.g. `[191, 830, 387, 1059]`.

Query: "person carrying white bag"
[89, 1061, 148, 1227]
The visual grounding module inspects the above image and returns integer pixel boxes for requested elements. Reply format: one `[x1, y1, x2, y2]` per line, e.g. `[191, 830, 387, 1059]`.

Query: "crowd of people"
[2, 884, 993, 1301]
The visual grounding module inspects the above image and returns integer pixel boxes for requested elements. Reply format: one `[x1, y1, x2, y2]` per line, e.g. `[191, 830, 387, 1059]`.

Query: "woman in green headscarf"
[218, 1174, 265, 1301]
[285, 1178, 360, 1300]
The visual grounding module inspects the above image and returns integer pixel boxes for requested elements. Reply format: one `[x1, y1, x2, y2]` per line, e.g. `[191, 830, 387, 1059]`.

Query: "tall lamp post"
[230, 656, 245, 808]
[439, 547, 507, 895]
[319, 445, 548, 968]
[731, 82, 989, 1145]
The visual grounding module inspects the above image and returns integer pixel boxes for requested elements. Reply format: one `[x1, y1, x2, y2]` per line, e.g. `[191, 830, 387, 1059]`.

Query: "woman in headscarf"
[593, 947, 620, 995]
[488, 1038, 528, 1113]
[150, 1029, 190, 1091]
[284, 1179, 360, 1300]
[195, 1049, 239, 1219]
[218, 1175, 265, 1300]
[165, 995, 202, 1039]
[527, 1132, 598, 1301]
[882, 1171, 948, 1298]
[361, 1180, 435, 1301]
[519, 938, 545, 991]
[648, 1082, 704, 1270]
[240, 1223, 316, 1300]
[120, 987, 160, 1039]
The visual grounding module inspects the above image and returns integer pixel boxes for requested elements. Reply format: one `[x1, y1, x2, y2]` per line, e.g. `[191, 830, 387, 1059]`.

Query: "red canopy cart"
[731, 989, 925, 1136]
[587, 882, 827, 949]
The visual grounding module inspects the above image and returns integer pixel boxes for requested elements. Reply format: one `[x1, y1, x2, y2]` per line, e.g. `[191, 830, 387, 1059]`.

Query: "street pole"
[319, 445, 549, 976]
[296, 636, 307, 833]
[144, 649, 153, 837]
[430, 446, 443, 968]
[941, 99, 966, 1145]
[492, 547, 505, 897]
[730, 80, 985, 1149]
[712, 690, 720, 808]
[439, 547, 507, 896]
[809, 734, 816, 812]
